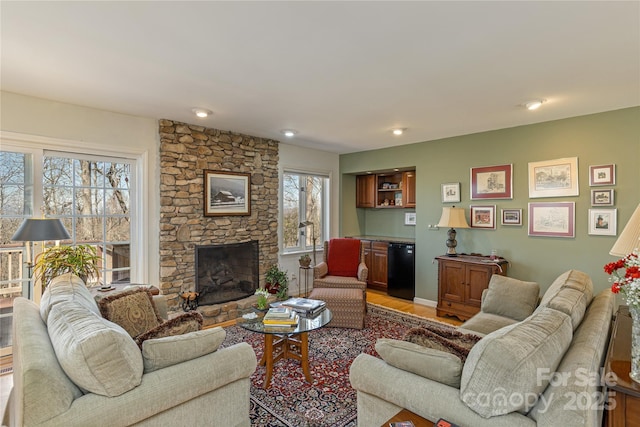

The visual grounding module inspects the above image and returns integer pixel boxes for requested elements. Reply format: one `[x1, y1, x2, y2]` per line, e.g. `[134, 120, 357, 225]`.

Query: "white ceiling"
[2, 1, 639, 154]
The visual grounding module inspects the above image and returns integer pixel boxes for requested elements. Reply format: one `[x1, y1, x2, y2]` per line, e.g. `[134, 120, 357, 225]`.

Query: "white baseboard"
[413, 297, 437, 308]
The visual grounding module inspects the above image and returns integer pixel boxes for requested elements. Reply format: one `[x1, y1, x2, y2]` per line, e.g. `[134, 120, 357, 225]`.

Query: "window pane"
[105, 189, 129, 215]
[74, 159, 103, 188]
[76, 216, 103, 243]
[305, 176, 323, 246]
[44, 186, 73, 215]
[283, 174, 300, 249]
[106, 217, 130, 242]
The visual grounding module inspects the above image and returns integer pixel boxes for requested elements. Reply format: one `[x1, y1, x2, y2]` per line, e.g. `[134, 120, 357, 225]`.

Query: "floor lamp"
[11, 218, 71, 298]
[298, 221, 316, 267]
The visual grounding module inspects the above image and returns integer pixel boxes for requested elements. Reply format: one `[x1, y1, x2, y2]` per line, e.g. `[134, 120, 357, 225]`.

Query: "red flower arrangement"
[604, 250, 640, 306]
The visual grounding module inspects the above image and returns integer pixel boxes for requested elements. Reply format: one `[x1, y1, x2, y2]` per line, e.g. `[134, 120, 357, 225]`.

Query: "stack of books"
[281, 297, 327, 316]
[262, 307, 299, 329]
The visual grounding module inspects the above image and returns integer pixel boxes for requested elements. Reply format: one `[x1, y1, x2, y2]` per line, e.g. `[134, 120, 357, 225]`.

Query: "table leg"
[263, 334, 274, 389]
[300, 332, 312, 383]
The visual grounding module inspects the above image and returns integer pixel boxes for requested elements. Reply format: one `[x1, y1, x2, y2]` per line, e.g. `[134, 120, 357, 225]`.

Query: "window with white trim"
[282, 171, 328, 252]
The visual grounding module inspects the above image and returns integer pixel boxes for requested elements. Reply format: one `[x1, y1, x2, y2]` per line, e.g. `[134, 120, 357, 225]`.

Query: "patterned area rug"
[220, 303, 456, 427]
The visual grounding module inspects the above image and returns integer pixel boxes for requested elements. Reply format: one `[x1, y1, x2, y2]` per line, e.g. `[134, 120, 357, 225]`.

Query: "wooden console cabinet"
[360, 239, 389, 291]
[436, 255, 508, 321]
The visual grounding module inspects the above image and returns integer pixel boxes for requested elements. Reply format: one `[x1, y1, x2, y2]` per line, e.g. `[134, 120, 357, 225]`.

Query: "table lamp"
[437, 206, 470, 256]
[610, 203, 640, 257]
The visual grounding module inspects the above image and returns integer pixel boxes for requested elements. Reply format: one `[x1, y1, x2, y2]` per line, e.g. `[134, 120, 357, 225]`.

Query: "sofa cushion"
[481, 275, 540, 321]
[134, 311, 203, 347]
[460, 307, 573, 417]
[141, 326, 226, 373]
[539, 269, 593, 308]
[458, 312, 518, 336]
[40, 273, 99, 324]
[327, 238, 361, 277]
[375, 338, 463, 388]
[47, 300, 143, 397]
[98, 288, 163, 338]
[543, 287, 591, 330]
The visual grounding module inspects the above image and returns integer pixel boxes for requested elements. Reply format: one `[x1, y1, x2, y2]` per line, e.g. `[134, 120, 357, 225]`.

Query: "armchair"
[313, 238, 368, 301]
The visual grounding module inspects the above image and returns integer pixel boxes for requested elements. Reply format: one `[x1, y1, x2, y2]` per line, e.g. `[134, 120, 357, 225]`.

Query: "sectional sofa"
[350, 270, 615, 426]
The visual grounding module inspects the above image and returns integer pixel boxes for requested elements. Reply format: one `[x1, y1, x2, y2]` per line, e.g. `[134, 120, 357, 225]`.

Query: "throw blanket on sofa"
[403, 325, 482, 362]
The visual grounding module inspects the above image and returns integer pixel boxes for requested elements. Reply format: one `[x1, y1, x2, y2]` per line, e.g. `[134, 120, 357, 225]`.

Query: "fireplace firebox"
[195, 241, 259, 306]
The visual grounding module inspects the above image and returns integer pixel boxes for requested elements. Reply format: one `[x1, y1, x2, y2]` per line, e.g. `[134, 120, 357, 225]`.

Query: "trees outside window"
[283, 172, 328, 252]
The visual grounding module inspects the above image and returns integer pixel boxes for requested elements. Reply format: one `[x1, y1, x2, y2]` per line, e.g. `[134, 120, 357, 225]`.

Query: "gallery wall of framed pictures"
[438, 159, 619, 238]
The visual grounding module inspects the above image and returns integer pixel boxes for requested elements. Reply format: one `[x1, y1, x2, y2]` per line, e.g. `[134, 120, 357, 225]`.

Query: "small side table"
[299, 266, 313, 297]
[382, 409, 434, 427]
[604, 305, 640, 426]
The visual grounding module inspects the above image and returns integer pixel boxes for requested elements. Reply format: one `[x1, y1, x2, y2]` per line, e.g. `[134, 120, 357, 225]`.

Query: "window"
[283, 172, 328, 252]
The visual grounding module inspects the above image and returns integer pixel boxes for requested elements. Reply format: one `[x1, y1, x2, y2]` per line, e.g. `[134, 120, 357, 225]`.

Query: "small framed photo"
[591, 189, 614, 206]
[589, 164, 615, 186]
[441, 182, 461, 203]
[405, 212, 417, 226]
[470, 164, 513, 200]
[528, 157, 579, 198]
[203, 170, 251, 216]
[470, 205, 496, 229]
[588, 209, 617, 236]
[528, 202, 575, 238]
[501, 208, 523, 226]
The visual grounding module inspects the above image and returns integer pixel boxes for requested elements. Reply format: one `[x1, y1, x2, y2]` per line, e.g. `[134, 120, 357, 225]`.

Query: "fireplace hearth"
[195, 241, 259, 306]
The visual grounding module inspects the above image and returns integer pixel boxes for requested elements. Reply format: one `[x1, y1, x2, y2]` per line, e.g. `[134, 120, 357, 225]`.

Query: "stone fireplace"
[195, 240, 259, 306]
[158, 119, 279, 312]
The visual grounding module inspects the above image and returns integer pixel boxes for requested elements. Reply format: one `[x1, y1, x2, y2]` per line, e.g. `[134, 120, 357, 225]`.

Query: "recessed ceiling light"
[280, 129, 298, 137]
[192, 108, 212, 118]
[392, 128, 406, 136]
[524, 99, 546, 111]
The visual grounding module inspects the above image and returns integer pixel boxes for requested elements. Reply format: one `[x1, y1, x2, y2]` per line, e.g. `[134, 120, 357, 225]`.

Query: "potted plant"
[254, 288, 270, 310]
[265, 264, 289, 299]
[34, 244, 101, 289]
[299, 254, 312, 268]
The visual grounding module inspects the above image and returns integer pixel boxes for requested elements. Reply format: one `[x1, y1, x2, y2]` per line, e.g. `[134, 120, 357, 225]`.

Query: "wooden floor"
[366, 289, 463, 327]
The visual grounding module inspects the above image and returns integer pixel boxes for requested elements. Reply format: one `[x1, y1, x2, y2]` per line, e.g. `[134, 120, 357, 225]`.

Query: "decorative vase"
[629, 305, 640, 383]
[299, 259, 311, 268]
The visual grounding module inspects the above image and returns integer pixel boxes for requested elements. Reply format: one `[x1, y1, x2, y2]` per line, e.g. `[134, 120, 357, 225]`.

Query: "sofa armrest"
[314, 262, 328, 279]
[357, 262, 369, 283]
[39, 342, 257, 426]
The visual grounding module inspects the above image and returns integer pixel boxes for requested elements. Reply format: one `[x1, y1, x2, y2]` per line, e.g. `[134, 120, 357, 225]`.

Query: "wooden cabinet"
[356, 175, 376, 208]
[403, 171, 416, 208]
[355, 170, 415, 209]
[359, 239, 389, 291]
[436, 255, 508, 321]
[604, 306, 640, 427]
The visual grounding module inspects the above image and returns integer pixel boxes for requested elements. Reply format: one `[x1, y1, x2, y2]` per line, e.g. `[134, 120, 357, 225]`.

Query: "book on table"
[264, 307, 292, 319]
[262, 309, 299, 326]
[281, 297, 327, 315]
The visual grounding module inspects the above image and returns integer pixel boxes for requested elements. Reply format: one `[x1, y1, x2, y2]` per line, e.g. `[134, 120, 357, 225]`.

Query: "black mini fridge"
[387, 243, 415, 300]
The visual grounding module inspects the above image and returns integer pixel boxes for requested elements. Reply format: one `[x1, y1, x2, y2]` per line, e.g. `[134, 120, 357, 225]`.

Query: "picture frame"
[203, 170, 251, 216]
[588, 209, 617, 236]
[589, 164, 615, 186]
[470, 164, 513, 200]
[528, 157, 579, 198]
[591, 189, 614, 206]
[470, 205, 496, 229]
[404, 212, 417, 226]
[501, 208, 523, 226]
[441, 182, 461, 203]
[528, 202, 575, 238]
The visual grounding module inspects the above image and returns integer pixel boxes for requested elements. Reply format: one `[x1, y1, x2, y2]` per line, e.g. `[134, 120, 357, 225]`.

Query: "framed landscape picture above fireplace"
[204, 170, 251, 216]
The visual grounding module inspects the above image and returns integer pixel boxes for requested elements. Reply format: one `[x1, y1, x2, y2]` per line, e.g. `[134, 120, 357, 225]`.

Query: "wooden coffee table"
[237, 308, 332, 389]
[382, 409, 434, 426]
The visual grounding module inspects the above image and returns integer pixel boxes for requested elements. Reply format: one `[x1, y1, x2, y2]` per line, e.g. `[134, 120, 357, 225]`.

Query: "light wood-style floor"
[366, 289, 463, 327]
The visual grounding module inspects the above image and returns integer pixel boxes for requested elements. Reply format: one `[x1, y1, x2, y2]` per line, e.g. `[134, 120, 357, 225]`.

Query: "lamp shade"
[437, 207, 470, 229]
[610, 203, 640, 257]
[11, 218, 71, 242]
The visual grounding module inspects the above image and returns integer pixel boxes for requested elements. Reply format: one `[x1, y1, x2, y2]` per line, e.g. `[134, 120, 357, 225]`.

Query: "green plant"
[34, 244, 101, 289]
[254, 288, 270, 310]
[265, 264, 288, 298]
[299, 254, 311, 267]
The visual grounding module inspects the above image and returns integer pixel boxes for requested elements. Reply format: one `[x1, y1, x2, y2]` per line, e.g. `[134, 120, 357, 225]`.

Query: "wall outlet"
[427, 224, 440, 231]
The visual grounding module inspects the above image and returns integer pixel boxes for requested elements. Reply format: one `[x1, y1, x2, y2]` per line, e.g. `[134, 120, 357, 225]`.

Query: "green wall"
[340, 107, 640, 301]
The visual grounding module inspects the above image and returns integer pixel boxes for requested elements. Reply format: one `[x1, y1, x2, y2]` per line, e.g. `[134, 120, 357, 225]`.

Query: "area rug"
[220, 303, 456, 427]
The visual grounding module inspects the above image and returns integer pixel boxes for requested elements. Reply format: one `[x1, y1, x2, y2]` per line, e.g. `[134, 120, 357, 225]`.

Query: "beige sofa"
[3, 274, 257, 427]
[350, 270, 615, 427]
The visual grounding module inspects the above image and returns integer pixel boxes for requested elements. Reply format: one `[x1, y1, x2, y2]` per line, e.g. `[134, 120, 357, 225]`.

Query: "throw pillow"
[98, 288, 163, 338]
[47, 300, 143, 397]
[141, 326, 226, 372]
[460, 307, 573, 417]
[375, 338, 463, 388]
[481, 275, 540, 321]
[135, 311, 203, 347]
[327, 238, 361, 277]
[402, 325, 482, 363]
